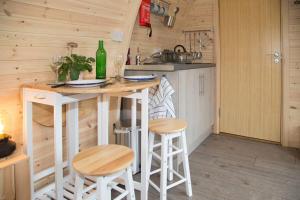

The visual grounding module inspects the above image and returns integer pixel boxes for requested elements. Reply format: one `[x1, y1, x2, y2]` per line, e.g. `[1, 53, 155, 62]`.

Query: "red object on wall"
[139, 0, 152, 37]
[139, 0, 150, 26]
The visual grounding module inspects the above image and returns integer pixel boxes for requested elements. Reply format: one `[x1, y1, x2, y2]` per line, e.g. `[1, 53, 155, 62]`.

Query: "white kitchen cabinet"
[125, 66, 215, 154]
[178, 68, 215, 153]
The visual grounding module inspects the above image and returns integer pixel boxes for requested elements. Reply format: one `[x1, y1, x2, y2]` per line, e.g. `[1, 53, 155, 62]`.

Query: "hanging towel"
[149, 77, 176, 119]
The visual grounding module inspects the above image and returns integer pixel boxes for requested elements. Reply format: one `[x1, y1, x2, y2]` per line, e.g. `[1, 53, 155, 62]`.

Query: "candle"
[0, 119, 3, 133]
[0, 118, 6, 140]
[0, 113, 16, 158]
[0, 111, 10, 141]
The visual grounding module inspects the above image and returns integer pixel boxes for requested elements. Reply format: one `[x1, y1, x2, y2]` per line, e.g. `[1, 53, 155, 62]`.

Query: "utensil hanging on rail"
[163, 7, 179, 27]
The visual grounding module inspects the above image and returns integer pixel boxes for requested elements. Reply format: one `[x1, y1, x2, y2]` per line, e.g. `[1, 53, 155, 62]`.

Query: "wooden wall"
[129, 0, 216, 64]
[0, 0, 141, 198]
[282, 0, 300, 148]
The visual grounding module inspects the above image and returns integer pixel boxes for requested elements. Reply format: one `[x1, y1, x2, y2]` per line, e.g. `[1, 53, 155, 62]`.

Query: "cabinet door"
[209, 68, 216, 127]
[178, 69, 202, 154]
[179, 68, 214, 154]
[202, 68, 212, 129]
[204, 68, 215, 131]
[198, 68, 212, 141]
[203, 67, 216, 128]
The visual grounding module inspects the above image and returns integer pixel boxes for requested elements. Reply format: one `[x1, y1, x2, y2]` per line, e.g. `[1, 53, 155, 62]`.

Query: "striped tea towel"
[149, 77, 176, 119]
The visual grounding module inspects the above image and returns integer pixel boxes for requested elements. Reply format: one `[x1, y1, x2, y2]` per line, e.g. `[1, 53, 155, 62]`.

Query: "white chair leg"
[107, 184, 112, 200]
[74, 175, 84, 200]
[96, 177, 108, 200]
[160, 135, 168, 200]
[148, 132, 155, 181]
[124, 167, 136, 200]
[176, 136, 183, 171]
[168, 138, 173, 181]
[181, 131, 193, 197]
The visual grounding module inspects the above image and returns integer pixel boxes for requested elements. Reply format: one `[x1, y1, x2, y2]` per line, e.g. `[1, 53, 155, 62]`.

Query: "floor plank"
[138, 134, 300, 200]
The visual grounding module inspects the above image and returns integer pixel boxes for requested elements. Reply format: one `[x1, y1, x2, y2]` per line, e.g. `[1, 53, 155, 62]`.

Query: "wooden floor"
[133, 134, 300, 200]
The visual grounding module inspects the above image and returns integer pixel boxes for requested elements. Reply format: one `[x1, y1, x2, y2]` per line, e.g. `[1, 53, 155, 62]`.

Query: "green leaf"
[56, 54, 95, 81]
[87, 57, 95, 63]
[58, 63, 69, 81]
[65, 56, 73, 64]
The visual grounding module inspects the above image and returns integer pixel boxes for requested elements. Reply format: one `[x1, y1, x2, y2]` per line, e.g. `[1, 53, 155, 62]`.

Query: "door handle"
[267, 51, 281, 64]
[273, 51, 281, 64]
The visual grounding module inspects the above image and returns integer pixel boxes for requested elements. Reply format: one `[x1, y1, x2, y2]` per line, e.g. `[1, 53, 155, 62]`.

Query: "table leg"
[97, 94, 110, 145]
[23, 99, 34, 199]
[66, 102, 79, 178]
[54, 103, 63, 200]
[140, 88, 149, 200]
[131, 96, 138, 173]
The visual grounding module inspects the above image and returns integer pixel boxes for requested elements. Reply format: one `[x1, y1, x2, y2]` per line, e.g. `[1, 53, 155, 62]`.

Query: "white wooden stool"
[72, 144, 135, 200]
[148, 119, 192, 200]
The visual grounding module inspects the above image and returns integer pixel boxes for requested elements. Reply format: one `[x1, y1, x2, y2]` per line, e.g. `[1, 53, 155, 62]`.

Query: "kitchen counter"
[125, 63, 215, 72]
[125, 66, 216, 154]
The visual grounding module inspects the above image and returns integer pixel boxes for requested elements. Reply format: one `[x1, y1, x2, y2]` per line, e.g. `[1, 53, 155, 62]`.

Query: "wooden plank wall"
[282, 0, 300, 148]
[0, 0, 141, 198]
[129, 0, 216, 64]
[0, 0, 139, 144]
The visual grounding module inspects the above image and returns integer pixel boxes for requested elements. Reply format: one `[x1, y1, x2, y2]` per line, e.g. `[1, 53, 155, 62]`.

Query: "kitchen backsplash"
[129, 0, 216, 64]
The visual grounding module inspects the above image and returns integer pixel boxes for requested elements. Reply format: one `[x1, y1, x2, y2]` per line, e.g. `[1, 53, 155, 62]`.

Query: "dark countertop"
[125, 63, 216, 72]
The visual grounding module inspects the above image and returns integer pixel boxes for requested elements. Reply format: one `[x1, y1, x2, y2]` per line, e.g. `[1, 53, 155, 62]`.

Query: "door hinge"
[219, 108, 221, 118]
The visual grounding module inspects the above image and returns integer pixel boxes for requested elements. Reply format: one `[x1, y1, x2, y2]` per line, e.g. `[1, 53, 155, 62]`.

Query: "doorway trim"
[281, 0, 290, 147]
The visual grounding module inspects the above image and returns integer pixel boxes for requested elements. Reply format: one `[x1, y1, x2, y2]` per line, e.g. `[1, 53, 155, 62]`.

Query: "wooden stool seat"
[72, 144, 134, 177]
[149, 119, 187, 134]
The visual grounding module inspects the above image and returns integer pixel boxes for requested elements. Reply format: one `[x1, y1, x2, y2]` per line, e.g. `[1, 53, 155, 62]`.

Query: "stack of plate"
[66, 79, 107, 88]
[124, 75, 157, 81]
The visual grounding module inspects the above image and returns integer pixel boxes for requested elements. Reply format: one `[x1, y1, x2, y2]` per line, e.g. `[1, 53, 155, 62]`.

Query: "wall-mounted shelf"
[182, 29, 212, 33]
[158, 0, 170, 6]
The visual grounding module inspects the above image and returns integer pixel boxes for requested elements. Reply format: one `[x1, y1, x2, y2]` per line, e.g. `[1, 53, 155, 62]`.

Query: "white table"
[22, 79, 159, 200]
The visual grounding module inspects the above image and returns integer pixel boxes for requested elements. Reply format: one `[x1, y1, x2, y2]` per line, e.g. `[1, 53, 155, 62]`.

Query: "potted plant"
[57, 54, 95, 81]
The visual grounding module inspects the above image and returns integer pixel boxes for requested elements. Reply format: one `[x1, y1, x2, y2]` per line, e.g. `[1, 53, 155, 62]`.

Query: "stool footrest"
[82, 183, 96, 194]
[149, 168, 187, 192]
[153, 142, 162, 148]
[172, 145, 180, 151]
[150, 168, 161, 175]
[114, 190, 129, 200]
[109, 181, 126, 194]
[166, 179, 186, 190]
[149, 179, 160, 192]
[167, 149, 183, 157]
[152, 152, 161, 160]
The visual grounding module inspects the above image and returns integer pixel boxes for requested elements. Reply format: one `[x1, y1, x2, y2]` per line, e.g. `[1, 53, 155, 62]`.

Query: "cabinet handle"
[199, 74, 201, 96]
[199, 74, 205, 96]
[202, 74, 205, 95]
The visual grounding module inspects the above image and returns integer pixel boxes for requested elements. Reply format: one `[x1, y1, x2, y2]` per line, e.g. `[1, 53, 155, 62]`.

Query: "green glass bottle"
[96, 40, 106, 79]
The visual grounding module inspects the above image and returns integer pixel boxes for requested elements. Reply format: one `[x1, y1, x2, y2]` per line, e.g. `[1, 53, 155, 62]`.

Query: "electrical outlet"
[111, 31, 124, 42]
